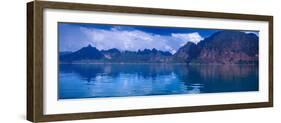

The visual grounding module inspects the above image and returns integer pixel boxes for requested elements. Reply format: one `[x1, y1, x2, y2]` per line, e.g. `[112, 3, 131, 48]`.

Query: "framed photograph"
[27, 1, 273, 122]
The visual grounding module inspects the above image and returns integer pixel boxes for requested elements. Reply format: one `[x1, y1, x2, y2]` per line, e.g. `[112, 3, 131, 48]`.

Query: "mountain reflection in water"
[59, 63, 258, 99]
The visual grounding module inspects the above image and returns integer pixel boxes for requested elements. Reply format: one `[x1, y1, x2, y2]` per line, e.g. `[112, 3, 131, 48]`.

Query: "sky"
[59, 23, 258, 54]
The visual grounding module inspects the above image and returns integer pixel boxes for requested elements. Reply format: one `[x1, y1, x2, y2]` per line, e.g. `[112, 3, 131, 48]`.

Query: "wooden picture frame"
[27, 1, 273, 122]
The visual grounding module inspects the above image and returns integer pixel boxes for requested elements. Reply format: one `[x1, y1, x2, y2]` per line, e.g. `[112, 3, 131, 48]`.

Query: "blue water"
[59, 64, 258, 99]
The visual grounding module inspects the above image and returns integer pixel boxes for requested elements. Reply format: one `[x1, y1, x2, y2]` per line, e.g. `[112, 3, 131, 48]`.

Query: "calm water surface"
[59, 64, 258, 99]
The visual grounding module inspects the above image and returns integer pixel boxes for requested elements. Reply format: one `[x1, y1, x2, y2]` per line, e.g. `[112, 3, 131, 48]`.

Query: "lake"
[59, 63, 258, 99]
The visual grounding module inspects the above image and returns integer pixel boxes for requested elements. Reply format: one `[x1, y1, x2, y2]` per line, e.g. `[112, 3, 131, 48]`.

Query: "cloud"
[171, 32, 204, 45]
[243, 31, 259, 37]
[80, 27, 204, 54]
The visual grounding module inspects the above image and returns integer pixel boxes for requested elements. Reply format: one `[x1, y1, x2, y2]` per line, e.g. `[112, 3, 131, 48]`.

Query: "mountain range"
[60, 30, 259, 64]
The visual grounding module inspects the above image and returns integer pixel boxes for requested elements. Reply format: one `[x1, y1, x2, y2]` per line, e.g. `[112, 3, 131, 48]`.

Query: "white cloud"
[171, 32, 204, 45]
[80, 27, 203, 54]
[243, 31, 259, 37]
